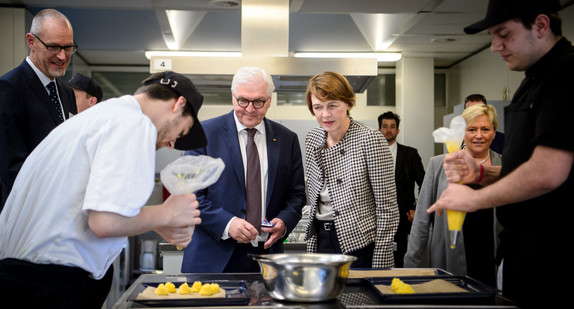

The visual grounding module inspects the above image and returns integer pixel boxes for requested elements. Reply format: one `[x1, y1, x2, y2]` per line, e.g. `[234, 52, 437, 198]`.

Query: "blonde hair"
[462, 103, 498, 131]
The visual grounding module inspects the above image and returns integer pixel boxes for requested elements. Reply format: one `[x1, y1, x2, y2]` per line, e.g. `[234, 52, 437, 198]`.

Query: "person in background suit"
[378, 111, 425, 268]
[181, 66, 306, 273]
[304, 71, 399, 268]
[0, 8, 77, 211]
[68, 73, 103, 113]
[463, 94, 505, 154]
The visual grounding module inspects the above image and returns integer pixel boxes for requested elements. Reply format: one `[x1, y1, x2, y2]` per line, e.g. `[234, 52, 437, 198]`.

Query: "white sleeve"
[82, 117, 157, 217]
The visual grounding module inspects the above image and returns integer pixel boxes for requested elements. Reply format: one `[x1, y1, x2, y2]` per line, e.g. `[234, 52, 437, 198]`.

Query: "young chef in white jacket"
[0, 71, 205, 309]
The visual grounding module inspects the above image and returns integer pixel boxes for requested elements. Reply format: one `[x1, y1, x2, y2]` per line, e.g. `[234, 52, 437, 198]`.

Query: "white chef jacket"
[0, 95, 156, 279]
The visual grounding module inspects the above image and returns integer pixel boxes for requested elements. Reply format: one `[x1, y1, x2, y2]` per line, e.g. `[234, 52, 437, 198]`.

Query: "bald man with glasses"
[0, 9, 78, 211]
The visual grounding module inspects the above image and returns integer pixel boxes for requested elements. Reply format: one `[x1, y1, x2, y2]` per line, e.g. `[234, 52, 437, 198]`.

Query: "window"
[276, 92, 306, 106]
[434, 73, 446, 107]
[92, 71, 232, 105]
[366, 74, 395, 106]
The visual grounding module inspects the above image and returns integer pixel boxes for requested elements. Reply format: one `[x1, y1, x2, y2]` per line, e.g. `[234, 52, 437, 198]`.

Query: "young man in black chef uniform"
[428, 0, 574, 308]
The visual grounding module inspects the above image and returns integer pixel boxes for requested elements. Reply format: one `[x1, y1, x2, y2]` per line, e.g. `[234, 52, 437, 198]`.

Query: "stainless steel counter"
[111, 272, 519, 309]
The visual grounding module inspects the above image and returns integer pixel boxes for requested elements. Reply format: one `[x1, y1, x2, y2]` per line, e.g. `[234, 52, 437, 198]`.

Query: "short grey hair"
[30, 9, 73, 36]
[231, 66, 275, 97]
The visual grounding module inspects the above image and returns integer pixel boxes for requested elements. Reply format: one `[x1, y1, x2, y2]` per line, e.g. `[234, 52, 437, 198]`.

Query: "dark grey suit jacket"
[0, 60, 77, 210]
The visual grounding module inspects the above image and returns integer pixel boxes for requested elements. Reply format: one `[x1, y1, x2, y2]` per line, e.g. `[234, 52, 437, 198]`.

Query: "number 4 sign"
[153, 59, 172, 71]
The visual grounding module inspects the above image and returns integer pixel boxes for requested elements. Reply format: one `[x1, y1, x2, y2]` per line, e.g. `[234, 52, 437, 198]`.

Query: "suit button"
[335, 210, 340, 216]
[337, 179, 343, 184]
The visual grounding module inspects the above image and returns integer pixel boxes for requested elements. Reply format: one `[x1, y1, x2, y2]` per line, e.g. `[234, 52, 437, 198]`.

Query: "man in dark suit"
[181, 66, 306, 273]
[0, 9, 77, 211]
[378, 112, 425, 267]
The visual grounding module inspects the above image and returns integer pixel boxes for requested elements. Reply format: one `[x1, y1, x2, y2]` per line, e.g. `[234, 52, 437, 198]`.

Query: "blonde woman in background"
[404, 103, 501, 286]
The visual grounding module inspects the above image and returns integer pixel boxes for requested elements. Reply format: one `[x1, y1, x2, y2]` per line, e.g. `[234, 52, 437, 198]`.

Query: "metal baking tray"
[367, 275, 498, 305]
[128, 279, 251, 307]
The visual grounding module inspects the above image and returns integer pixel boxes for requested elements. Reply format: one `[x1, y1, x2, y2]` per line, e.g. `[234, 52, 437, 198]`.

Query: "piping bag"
[160, 155, 225, 249]
[432, 115, 466, 249]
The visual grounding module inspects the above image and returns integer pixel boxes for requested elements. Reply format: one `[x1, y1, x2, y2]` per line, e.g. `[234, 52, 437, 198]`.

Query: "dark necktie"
[245, 128, 261, 232]
[47, 81, 64, 122]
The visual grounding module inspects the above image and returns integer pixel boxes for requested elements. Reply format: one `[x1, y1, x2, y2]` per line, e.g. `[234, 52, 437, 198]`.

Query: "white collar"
[233, 112, 265, 135]
[26, 56, 53, 87]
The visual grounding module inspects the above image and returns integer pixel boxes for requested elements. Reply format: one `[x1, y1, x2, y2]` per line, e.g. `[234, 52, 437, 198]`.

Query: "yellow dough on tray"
[199, 283, 220, 296]
[391, 278, 415, 294]
[165, 282, 176, 293]
[140, 281, 225, 300]
[154, 283, 169, 296]
[176, 282, 191, 295]
[190, 281, 203, 293]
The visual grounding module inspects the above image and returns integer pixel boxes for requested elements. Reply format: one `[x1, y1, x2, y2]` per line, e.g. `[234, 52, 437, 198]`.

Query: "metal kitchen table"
[111, 272, 519, 309]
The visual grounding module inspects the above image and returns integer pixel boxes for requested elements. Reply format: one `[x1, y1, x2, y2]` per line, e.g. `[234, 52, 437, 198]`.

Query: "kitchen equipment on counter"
[139, 239, 157, 271]
[286, 205, 308, 244]
[159, 242, 183, 274]
[250, 253, 357, 302]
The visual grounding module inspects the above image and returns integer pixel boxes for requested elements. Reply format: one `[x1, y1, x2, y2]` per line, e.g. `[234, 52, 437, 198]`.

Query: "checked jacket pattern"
[304, 120, 399, 268]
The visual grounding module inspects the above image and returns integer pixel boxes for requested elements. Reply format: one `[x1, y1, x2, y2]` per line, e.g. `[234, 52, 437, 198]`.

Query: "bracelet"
[476, 164, 484, 184]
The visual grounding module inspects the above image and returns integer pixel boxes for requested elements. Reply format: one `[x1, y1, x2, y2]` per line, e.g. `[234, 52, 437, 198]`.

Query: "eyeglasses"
[233, 94, 269, 109]
[32, 33, 78, 55]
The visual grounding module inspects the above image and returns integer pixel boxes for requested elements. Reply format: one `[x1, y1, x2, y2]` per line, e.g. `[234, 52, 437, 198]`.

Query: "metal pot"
[250, 253, 357, 302]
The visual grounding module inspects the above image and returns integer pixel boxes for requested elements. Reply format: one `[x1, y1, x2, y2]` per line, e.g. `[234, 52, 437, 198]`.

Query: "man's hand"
[443, 150, 479, 184]
[161, 194, 202, 227]
[262, 218, 286, 249]
[155, 194, 201, 248]
[88, 193, 201, 249]
[428, 183, 480, 216]
[407, 210, 415, 222]
[155, 225, 196, 249]
[229, 218, 258, 243]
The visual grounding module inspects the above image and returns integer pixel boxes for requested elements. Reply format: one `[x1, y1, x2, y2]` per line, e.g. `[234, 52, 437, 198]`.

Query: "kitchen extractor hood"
[148, 0, 379, 93]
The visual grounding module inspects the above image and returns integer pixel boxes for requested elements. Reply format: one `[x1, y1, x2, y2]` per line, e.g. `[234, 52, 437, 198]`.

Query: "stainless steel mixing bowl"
[251, 253, 357, 302]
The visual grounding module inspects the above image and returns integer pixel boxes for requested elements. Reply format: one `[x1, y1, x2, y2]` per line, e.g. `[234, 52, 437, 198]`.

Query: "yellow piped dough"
[140, 281, 225, 300]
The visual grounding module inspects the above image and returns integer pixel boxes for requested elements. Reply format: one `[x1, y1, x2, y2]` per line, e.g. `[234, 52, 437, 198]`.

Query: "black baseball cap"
[68, 73, 103, 102]
[143, 71, 207, 150]
[464, 0, 562, 34]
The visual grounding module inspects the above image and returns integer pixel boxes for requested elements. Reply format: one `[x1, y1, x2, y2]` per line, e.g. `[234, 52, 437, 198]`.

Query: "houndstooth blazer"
[304, 120, 399, 268]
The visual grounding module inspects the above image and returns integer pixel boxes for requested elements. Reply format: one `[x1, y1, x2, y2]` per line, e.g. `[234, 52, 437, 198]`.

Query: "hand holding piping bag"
[160, 155, 225, 250]
[432, 116, 466, 249]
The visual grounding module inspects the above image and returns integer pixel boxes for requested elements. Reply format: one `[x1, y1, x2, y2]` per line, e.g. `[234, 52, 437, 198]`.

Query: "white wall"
[0, 8, 27, 76]
[446, 4, 574, 109]
[396, 57, 435, 170]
